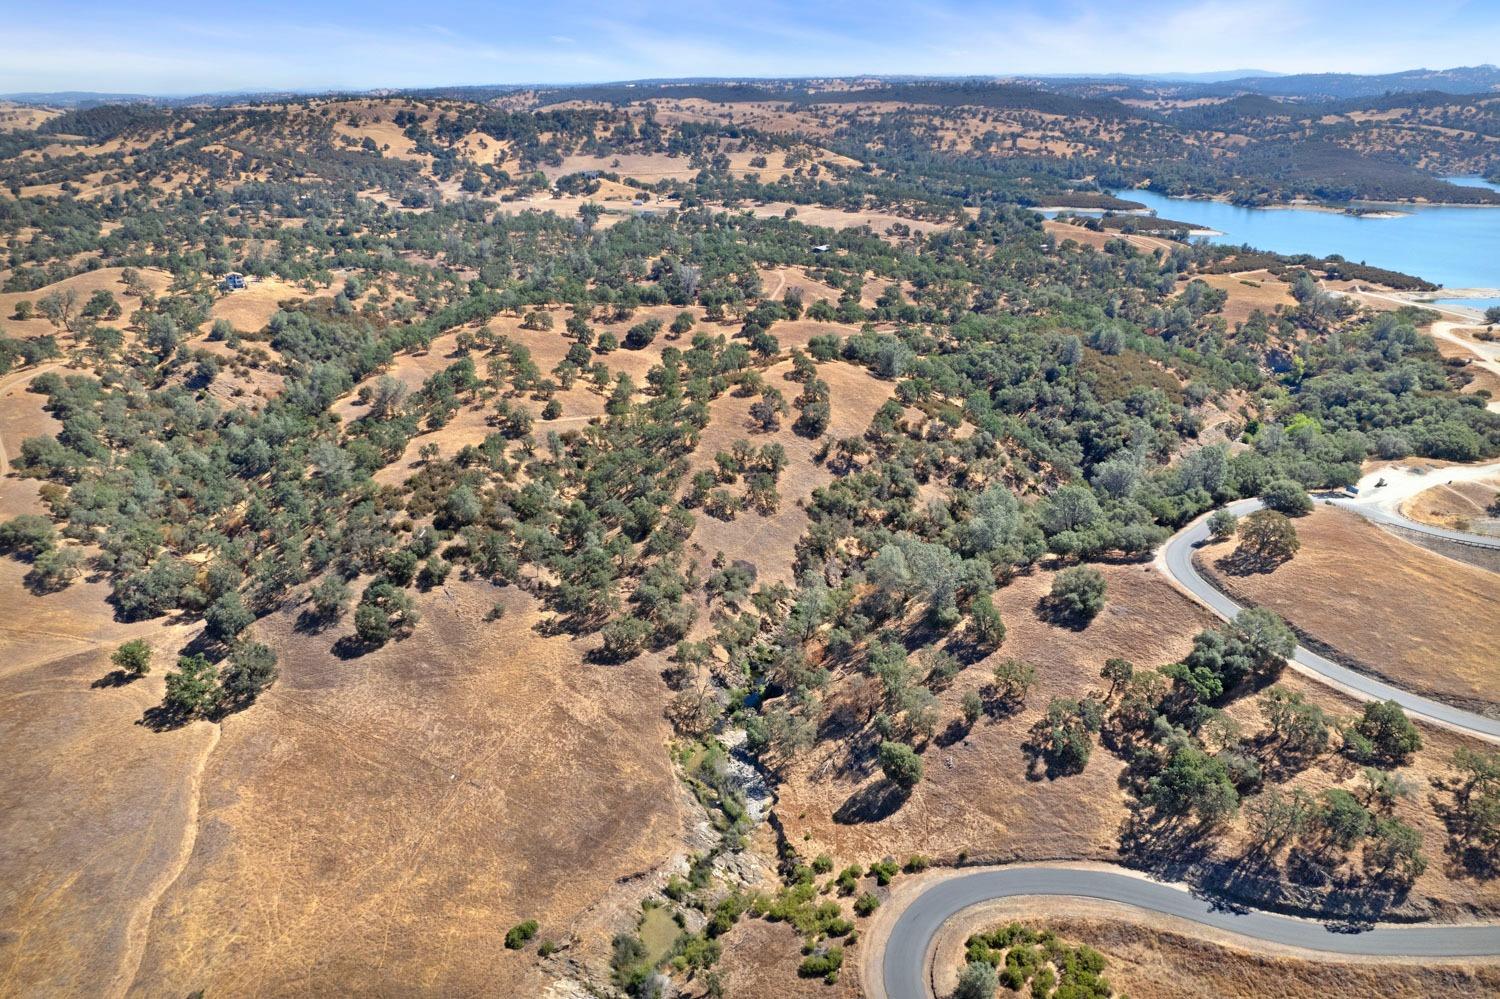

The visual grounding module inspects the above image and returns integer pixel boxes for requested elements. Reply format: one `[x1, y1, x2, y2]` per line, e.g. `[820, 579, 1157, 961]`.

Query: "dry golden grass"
[1195, 270, 1296, 327]
[747, 201, 958, 236]
[115, 578, 685, 997]
[712, 917, 864, 998]
[1198, 506, 1500, 714]
[0, 103, 61, 131]
[776, 563, 1217, 866]
[757, 266, 844, 307]
[0, 557, 208, 998]
[775, 548, 1500, 923]
[1042, 220, 1176, 255]
[203, 276, 309, 334]
[1071, 916, 1500, 999]
[1400, 479, 1500, 536]
[0, 267, 173, 341]
[683, 358, 895, 588]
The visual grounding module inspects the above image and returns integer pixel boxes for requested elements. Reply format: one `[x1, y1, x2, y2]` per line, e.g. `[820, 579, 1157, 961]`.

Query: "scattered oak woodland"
[1, 82, 1498, 998]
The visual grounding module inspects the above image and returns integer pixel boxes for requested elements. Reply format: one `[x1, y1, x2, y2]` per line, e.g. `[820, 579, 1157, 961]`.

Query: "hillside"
[2, 89, 1499, 998]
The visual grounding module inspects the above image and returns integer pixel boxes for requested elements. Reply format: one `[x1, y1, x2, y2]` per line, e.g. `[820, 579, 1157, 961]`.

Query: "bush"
[0, 514, 55, 555]
[505, 919, 539, 949]
[204, 591, 254, 643]
[601, 616, 651, 661]
[220, 641, 278, 706]
[1352, 700, 1422, 762]
[111, 639, 153, 677]
[878, 741, 924, 789]
[163, 653, 218, 717]
[853, 892, 879, 916]
[624, 318, 662, 349]
[797, 946, 843, 980]
[1048, 566, 1106, 624]
[1207, 508, 1238, 540]
[970, 591, 1006, 649]
[954, 960, 999, 999]
[1260, 479, 1313, 515]
[354, 602, 392, 645]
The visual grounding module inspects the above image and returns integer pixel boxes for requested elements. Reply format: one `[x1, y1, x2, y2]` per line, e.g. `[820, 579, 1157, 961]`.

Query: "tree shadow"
[137, 703, 189, 732]
[934, 718, 972, 748]
[1033, 595, 1094, 632]
[91, 669, 137, 689]
[1117, 806, 1217, 878]
[294, 606, 339, 634]
[1214, 549, 1290, 577]
[1429, 779, 1500, 880]
[832, 781, 910, 825]
[331, 634, 378, 659]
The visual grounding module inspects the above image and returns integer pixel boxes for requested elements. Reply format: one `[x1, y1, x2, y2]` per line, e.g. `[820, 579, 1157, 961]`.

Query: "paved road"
[1159, 498, 1500, 741]
[880, 865, 1500, 998]
[1330, 494, 1500, 549]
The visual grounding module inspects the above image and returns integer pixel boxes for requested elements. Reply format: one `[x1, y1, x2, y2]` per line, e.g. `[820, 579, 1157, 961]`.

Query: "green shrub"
[505, 919, 539, 949]
[797, 946, 843, 980]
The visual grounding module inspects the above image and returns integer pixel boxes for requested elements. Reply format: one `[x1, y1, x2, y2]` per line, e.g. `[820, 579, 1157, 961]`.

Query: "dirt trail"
[109, 721, 221, 999]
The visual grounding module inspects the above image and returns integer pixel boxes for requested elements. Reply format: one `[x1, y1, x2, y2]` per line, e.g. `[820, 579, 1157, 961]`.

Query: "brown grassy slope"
[204, 276, 311, 334]
[1401, 479, 1500, 536]
[683, 359, 896, 588]
[1080, 917, 1500, 999]
[1197, 506, 1500, 714]
[0, 267, 174, 341]
[123, 578, 684, 997]
[711, 918, 863, 998]
[0, 561, 208, 998]
[1194, 270, 1296, 327]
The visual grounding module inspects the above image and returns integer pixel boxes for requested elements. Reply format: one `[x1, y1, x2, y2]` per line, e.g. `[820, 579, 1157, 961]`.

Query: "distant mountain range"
[1028, 65, 1500, 100]
[5, 65, 1500, 109]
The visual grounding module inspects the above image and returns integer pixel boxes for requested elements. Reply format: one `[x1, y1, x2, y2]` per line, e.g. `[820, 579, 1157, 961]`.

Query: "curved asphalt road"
[1160, 498, 1500, 742]
[880, 865, 1500, 998]
[1325, 494, 1500, 550]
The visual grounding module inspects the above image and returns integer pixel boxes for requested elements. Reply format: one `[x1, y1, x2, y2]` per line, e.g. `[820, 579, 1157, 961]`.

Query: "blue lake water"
[1435, 296, 1500, 313]
[1106, 181, 1500, 292]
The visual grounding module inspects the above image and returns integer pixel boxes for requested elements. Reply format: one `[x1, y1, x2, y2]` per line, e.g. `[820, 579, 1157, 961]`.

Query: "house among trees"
[811, 244, 831, 253]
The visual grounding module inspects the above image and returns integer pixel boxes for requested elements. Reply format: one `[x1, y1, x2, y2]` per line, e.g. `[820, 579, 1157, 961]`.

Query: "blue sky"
[3, 0, 1499, 94]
